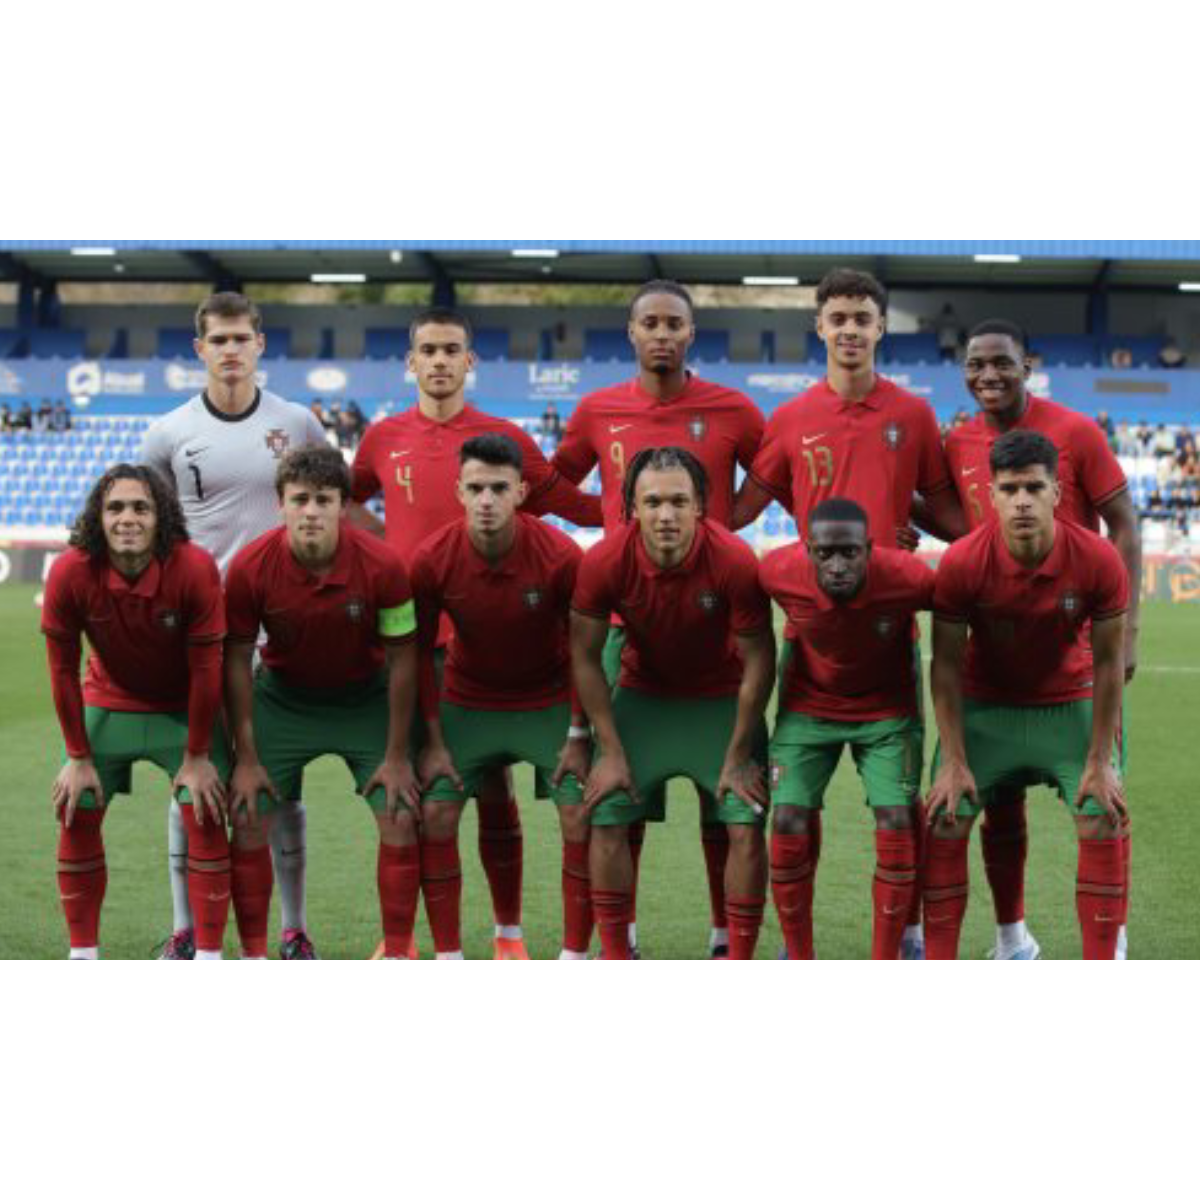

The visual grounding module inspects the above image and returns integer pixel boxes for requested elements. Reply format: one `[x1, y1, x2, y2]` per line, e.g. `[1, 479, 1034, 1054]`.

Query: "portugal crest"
[1060, 591, 1081, 617]
[264, 428, 291, 458]
[687, 416, 707, 443]
[523, 588, 543, 610]
[696, 590, 720, 613]
[875, 615, 896, 640]
[882, 422, 906, 451]
[157, 608, 180, 631]
[344, 597, 366, 623]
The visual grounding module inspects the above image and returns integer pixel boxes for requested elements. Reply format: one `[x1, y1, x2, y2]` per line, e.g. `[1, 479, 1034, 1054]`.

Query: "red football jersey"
[945, 395, 1129, 532]
[933, 520, 1129, 705]
[225, 523, 414, 690]
[552, 374, 764, 531]
[749, 376, 951, 547]
[572, 519, 771, 698]
[760, 545, 935, 722]
[41, 541, 224, 712]
[410, 512, 580, 711]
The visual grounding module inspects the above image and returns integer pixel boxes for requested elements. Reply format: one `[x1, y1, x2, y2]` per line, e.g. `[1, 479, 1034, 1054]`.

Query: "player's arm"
[717, 625, 776, 815]
[550, 405, 599, 485]
[412, 584, 463, 793]
[45, 632, 105, 827]
[926, 616, 977, 828]
[1076, 613, 1128, 827]
[731, 476, 775, 530]
[551, 554, 592, 788]
[175, 636, 227, 827]
[570, 609, 635, 812]
[910, 487, 968, 544]
[347, 502, 386, 537]
[223, 638, 277, 827]
[1097, 490, 1142, 682]
[366, 636, 422, 823]
[347, 430, 387, 537]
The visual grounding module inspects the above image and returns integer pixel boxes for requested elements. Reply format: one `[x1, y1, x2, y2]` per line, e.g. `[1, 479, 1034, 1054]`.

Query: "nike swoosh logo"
[962, 467, 979, 476]
[390, 450, 412, 459]
[801, 434, 825, 445]
[185, 447, 209, 457]
[609, 424, 633, 433]
[61, 892, 86, 901]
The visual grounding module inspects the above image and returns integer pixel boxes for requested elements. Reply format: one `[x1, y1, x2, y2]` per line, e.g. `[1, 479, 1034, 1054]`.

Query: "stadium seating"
[261, 327, 292, 359]
[584, 329, 634, 362]
[27, 329, 86, 359]
[364, 328, 408, 360]
[471, 327, 510, 360]
[157, 328, 197, 358]
[0, 329, 26, 356]
[882, 333, 940, 365]
[1101, 336, 1166, 368]
[693, 330, 730, 362]
[1029, 335, 1099, 367]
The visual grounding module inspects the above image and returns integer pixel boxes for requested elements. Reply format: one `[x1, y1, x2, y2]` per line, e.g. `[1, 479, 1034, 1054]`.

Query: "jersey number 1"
[187, 463, 205, 500]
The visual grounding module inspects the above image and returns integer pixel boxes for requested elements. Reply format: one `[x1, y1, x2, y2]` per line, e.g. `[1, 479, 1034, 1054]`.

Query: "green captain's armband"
[378, 600, 416, 639]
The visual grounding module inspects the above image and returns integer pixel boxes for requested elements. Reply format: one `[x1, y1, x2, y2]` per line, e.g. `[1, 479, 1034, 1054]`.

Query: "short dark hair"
[989, 429, 1058, 477]
[630, 279, 695, 321]
[808, 497, 869, 533]
[967, 319, 1028, 353]
[275, 444, 351, 500]
[70, 464, 189, 561]
[460, 432, 523, 474]
[195, 291, 262, 338]
[816, 268, 887, 316]
[621, 446, 709, 520]
[409, 306, 473, 348]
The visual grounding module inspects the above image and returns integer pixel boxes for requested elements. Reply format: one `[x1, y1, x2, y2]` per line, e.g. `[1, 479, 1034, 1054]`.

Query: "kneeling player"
[571, 447, 775, 959]
[42, 464, 230, 959]
[925, 431, 1129, 959]
[224, 446, 421, 960]
[412, 434, 592, 960]
[760, 498, 934, 960]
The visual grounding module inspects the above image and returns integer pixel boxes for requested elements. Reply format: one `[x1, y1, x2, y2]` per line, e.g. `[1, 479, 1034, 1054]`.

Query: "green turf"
[1, 582, 1196, 959]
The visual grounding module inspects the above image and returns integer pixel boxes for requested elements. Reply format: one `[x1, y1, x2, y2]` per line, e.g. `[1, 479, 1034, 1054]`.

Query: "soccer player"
[350, 307, 602, 957]
[945, 318, 1140, 960]
[141, 291, 327, 959]
[411, 434, 592, 959]
[760, 498, 935, 959]
[41, 464, 230, 959]
[732, 267, 966, 957]
[223, 446, 422, 960]
[571, 447, 776, 960]
[553, 279, 765, 957]
[925, 430, 1129, 959]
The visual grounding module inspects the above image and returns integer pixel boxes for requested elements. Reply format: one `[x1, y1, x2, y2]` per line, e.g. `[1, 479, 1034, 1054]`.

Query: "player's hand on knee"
[418, 745, 462, 794]
[176, 753, 227, 827]
[552, 736, 592, 789]
[369, 754, 423, 824]
[895, 524, 921, 553]
[1075, 760, 1127, 828]
[925, 762, 976, 830]
[229, 761, 276, 829]
[582, 752, 636, 816]
[52, 758, 105, 828]
[717, 756, 768, 818]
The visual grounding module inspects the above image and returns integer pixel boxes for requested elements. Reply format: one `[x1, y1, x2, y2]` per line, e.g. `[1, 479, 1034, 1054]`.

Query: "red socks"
[1118, 816, 1132, 930]
[561, 839, 593, 954]
[1076, 837, 1125, 959]
[627, 820, 645, 921]
[378, 843, 421, 958]
[701, 823, 730, 932]
[980, 796, 1028, 925]
[726, 896, 764, 959]
[230, 842, 273, 958]
[905, 807, 924, 930]
[592, 888, 632, 959]
[477, 790, 523, 928]
[770, 831, 816, 960]
[923, 835, 970, 959]
[179, 805, 230, 953]
[57, 808, 106, 950]
[873, 828, 918, 960]
[421, 838, 463, 954]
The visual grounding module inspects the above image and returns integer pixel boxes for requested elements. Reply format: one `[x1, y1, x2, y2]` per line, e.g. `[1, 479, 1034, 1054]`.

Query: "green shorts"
[253, 669, 395, 814]
[769, 711, 924, 810]
[590, 687, 767, 828]
[423, 701, 583, 806]
[74, 707, 231, 810]
[932, 697, 1124, 819]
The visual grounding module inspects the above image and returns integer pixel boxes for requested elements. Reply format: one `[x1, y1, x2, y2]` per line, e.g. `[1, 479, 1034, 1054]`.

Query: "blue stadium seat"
[693, 330, 730, 362]
[1030, 335, 1099, 367]
[883, 333, 940, 365]
[28, 329, 86, 358]
[584, 329, 633, 362]
[19, 506, 39, 525]
[1101, 337, 1165, 368]
[0, 508, 17, 526]
[157, 328, 196, 358]
[0, 329, 26, 357]
[261, 327, 292, 359]
[805, 332, 825, 362]
[104, 329, 130, 359]
[364, 328, 408, 360]
[472, 328, 510, 360]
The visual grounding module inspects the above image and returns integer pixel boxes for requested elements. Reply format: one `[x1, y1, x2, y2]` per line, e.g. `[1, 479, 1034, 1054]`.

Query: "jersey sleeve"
[374, 551, 416, 644]
[1089, 536, 1131, 619]
[932, 546, 973, 622]
[915, 402, 953, 496]
[515, 422, 604, 527]
[182, 548, 225, 643]
[571, 543, 615, 620]
[724, 544, 773, 634]
[901, 552, 938, 610]
[747, 408, 794, 506]
[734, 398, 766, 470]
[303, 409, 329, 447]
[1071, 418, 1129, 509]
[40, 553, 83, 641]
[139, 419, 174, 483]
[223, 551, 261, 643]
[350, 424, 382, 503]
[551, 399, 599, 485]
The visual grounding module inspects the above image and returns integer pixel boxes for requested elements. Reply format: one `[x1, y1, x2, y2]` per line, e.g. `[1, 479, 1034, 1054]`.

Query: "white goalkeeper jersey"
[141, 388, 328, 577]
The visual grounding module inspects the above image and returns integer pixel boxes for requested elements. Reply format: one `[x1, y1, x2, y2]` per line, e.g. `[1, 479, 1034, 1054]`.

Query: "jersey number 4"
[395, 464, 414, 503]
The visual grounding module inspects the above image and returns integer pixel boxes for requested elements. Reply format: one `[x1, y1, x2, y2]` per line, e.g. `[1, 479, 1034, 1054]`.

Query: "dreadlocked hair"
[620, 445, 709, 521]
[69, 463, 190, 561]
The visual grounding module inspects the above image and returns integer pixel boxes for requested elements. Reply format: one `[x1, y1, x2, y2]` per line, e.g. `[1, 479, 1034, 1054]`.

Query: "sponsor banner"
[0, 541, 67, 586]
[1, 358, 1198, 423]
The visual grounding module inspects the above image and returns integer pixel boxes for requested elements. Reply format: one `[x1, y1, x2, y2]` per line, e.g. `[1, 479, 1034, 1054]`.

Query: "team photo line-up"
[43, 267, 1139, 961]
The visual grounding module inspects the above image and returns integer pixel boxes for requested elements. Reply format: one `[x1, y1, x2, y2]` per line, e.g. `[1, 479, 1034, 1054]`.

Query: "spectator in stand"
[1133, 420, 1153, 455]
[1028, 351, 1044, 369]
[1096, 410, 1117, 451]
[1158, 340, 1187, 369]
[539, 400, 564, 447]
[14, 402, 32, 431]
[32, 401, 54, 432]
[51, 400, 72, 432]
[1176, 427, 1197, 460]
[1180, 449, 1200, 482]
[0, 404, 12, 432]
[1115, 422, 1141, 458]
[936, 303, 962, 362]
[309, 399, 334, 434]
[1157, 449, 1182, 488]
[342, 401, 367, 448]
[1109, 347, 1134, 370]
[1153, 423, 1177, 458]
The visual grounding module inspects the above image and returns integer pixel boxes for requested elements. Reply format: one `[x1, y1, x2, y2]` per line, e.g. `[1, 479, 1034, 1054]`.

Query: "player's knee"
[874, 805, 914, 831]
[375, 810, 418, 847]
[232, 816, 272, 852]
[559, 804, 589, 844]
[727, 823, 765, 852]
[1074, 814, 1115, 841]
[420, 801, 462, 841]
[590, 824, 627, 859]
[772, 806, 810, 836]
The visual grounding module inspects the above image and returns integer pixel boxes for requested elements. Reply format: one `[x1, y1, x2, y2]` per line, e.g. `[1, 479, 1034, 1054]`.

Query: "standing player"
[732, 267, 966, 958]
[945, 319, 1140, 960]
[412, 434, 592, 959]
[41, 464, 231, 959]
[350, 307, 602, 958]
[925, 431, 1129, 959]
[571, 447, 776, 960]
[223, 447, 422, 960]
[553, 279, 765, 957]
[141, 291, 327, 960]
[760, 498, 934, 959]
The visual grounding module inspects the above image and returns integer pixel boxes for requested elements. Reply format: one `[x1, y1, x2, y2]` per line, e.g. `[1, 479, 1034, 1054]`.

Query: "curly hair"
[69, 463, 190, 561]
[620, 445, 709, 521]
[275, 444, 351, 499]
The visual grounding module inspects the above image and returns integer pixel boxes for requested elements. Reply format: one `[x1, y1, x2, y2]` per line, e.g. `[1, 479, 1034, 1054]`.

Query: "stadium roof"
[5, 240, 1200, 291]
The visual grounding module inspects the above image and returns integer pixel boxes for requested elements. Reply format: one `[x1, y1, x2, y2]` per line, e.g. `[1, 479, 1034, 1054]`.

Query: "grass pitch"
[0, 583, 1196, 959]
